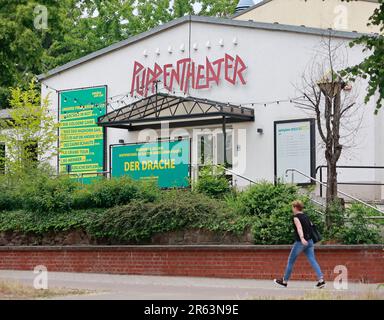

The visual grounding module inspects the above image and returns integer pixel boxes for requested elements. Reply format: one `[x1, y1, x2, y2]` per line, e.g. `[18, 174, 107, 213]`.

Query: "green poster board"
[111, 140, 190, 188]
[59, 86, 107, 183]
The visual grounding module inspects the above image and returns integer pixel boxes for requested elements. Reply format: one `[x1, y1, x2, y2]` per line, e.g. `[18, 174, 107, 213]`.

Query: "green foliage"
[232, 182, 299, 216]
[0, 209, 96, 235]
[225, 182, 326, 244]
[0, 168, 159, 213]
[88, 190, 231, 241]
[194, 165, 232, 198]
[345, 0, 384, 114]
[337, 203, 382, 244]
[22, 175, 77, 214]
[0, 172, 381, 245]
[0, 79, 58, 174]
[73, 176, 159, 209]
[0, 0, 237, 108]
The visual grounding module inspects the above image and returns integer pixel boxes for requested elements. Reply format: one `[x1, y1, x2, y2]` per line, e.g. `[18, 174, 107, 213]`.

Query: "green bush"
[0, 178, 19, 211]
[22, 175, 78, 214]
[336, 203, 382, 244]
[232, 182, 299, 216]
[250, 197, 324, 245]
[88, 190, 230, 242]
[194, 165, 232, 198]
[0, 209, 96, 235]
[226, 182, 325, 244]
[73, 176, 158, 209]
[0, 171, 160, 213]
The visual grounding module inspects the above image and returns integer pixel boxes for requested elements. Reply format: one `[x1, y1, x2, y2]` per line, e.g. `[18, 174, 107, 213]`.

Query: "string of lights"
[41, 80, 308, 113]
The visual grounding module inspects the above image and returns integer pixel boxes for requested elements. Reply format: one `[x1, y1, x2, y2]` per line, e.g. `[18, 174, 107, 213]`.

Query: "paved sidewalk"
[0, 270, 382, 300]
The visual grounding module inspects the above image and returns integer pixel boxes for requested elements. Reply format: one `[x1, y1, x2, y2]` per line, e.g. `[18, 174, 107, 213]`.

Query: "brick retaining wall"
[0, 245, 383, 283]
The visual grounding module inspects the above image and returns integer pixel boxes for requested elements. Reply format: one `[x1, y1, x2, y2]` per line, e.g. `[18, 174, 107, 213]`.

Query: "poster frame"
[274, 118, 316, 186]
[57, 84, 108, 176]
[109, 138, 192, 189]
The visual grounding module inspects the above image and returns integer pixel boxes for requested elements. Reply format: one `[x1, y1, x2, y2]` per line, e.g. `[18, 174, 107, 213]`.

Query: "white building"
[38, 12, 384, 200]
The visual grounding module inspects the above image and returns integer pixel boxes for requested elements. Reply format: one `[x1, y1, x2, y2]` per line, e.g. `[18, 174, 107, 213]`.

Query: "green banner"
[111, 140, 190, 188]
[59, 86, 106, 183]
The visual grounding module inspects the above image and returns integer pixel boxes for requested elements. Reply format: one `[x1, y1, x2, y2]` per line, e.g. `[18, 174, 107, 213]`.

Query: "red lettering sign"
[130, 54, 247, 97]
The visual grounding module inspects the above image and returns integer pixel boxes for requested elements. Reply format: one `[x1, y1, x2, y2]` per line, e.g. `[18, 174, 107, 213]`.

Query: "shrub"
[250, 197, 325, 245]
[194, 165, 232, 198]
[232, 182, 299, 216]
[22, 175, 77, 214]
[73, 176, 159, 209]
[336, 203, 382, 244]
[0, 209, 95, 235]
[0, 179, 19, 211]
[88, 190, 230, 242]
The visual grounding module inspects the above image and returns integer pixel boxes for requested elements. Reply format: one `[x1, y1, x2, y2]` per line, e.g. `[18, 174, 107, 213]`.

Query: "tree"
[346, 0, 384, 114]
[0, 0, 238, 109]
[198, 0, 238, 17]
[294, 36, 362, 228]
[0, 79, 58, 175]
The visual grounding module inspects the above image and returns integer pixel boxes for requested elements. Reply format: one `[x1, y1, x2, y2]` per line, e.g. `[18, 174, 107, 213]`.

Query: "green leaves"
[194, 165, 232, 198]
[346, 1, 384, 113]
[0, 0, 237, 108]
[0, 79, 58, 174]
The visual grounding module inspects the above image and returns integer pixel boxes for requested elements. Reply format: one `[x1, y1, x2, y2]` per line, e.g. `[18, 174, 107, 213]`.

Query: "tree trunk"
[326, 159, 338, 228]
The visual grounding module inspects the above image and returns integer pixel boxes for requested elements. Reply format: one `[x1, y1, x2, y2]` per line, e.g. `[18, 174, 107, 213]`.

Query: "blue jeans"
[283, 239, 323, 281]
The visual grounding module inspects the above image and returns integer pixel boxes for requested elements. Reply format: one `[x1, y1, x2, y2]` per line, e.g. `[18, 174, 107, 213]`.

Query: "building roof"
[37, 15, 366, 81]
[231, 0, 380, 19]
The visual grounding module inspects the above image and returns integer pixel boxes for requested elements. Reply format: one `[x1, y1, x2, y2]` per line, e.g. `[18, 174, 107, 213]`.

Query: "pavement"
[0, 270, 382, 300]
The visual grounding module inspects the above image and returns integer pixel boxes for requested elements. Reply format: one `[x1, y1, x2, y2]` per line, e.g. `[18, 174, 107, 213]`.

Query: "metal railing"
[214, 165, 257, 186]
[67, 171, 110, 184]
[286, 168, 384, 216]
[316, 165, 384, 198]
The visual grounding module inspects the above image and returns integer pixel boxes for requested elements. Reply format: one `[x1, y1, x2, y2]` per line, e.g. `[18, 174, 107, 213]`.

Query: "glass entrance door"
[196, 130, 233, 167]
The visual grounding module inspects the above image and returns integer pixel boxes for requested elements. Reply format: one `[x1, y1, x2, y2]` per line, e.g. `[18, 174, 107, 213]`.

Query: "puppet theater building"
[38, 0, 384, 201]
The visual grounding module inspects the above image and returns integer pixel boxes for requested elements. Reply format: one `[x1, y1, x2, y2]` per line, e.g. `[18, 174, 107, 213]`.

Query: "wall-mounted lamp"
[118, 139, 125, 144]
[257, 128, 264, 134]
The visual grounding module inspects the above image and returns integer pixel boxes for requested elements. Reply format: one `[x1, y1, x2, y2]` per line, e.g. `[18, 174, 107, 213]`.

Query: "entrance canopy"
[97, 93, 254, 131]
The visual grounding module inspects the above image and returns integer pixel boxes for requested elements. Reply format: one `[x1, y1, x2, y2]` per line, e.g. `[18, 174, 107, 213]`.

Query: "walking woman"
[274, 200, 325, 288]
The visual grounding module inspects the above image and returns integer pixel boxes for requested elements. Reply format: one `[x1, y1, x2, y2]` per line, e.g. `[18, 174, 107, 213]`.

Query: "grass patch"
[0, 280, 91, 299]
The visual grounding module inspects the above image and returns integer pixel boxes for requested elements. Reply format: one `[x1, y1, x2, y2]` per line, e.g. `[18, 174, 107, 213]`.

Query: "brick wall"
[0, 245, 383, 283]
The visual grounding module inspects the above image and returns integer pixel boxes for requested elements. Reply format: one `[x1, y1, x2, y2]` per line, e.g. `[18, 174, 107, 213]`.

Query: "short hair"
[292, 200, 304, 211]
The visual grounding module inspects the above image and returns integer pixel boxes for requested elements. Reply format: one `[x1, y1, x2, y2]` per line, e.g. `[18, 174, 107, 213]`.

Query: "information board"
[59, 86, 107, 183]
[111, 140, 190, 188]
[274, 119, 315, 185]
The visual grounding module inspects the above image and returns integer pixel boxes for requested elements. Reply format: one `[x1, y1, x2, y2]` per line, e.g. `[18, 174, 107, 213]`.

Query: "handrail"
[316, 165, 384, 197]
[214, 165, 257, 185]
[285, 168, 384, 215]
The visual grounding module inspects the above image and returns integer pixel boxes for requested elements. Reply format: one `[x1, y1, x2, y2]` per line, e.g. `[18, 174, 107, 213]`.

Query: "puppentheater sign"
[111, 140, 190, 188]
[130, 54, 247, 97]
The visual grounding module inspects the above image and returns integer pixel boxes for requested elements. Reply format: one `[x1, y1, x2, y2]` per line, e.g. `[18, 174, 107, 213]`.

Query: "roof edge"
[37, 15, 191, 81]
[231, 0, 380, 19]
